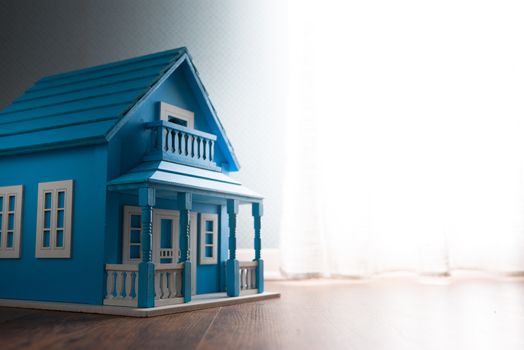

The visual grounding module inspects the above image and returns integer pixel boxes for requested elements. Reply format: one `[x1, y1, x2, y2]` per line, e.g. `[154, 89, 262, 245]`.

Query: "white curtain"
[281, 0, 524, 277]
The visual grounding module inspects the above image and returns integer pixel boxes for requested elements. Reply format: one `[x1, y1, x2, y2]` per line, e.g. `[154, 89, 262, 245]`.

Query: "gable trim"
[104, 54, 188, 141]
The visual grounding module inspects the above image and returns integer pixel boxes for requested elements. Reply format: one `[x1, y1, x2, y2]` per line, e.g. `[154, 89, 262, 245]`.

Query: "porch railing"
[104, 263, 184, 307]
[154, 263, 184, 306]
[146, 120, 218, 170]
[104, 264, 139, 307]
[239, 261, 258, 295]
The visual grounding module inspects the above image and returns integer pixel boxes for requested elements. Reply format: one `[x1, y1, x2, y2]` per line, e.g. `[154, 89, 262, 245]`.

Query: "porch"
[105, 161, 265, 308]
[103, 260, 262, 308]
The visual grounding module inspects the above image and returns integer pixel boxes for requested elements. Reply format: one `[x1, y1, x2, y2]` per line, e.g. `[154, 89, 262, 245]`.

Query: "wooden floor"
[1, 277, 523, 350]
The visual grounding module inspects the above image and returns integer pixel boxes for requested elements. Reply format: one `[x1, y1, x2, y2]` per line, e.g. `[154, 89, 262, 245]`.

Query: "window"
[159, 102, 194, 129]
[199, 213, 218, 265]
[123, 206, 142, 264]
[0, 185, 23, 258]
[36, 180, 73, 258]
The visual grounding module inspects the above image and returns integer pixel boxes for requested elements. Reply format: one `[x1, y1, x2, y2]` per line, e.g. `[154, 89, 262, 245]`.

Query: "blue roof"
[0, 48, 240, 170]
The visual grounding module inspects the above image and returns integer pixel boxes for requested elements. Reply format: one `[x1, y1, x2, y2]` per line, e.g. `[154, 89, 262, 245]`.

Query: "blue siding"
[0, 144, 108, 304]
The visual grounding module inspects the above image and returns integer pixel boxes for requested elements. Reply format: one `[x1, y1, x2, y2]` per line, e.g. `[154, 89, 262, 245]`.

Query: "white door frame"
[122, 206, 197, 295]
[152, 209, 180, 265]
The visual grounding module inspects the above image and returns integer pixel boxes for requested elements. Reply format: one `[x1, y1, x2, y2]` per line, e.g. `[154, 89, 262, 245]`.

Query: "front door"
[152, 209, 198, 295]
[152, 209, 179, 265]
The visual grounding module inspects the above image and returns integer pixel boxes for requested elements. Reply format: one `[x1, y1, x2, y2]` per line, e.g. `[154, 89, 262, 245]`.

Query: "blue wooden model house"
[0, 48, 271, 315]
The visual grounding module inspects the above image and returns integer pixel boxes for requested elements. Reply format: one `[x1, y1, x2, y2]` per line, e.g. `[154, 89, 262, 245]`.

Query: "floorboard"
[1, 278, 523, 350]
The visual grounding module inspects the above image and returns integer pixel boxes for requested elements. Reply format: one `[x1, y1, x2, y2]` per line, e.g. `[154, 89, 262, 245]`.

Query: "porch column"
[226, 199, 240, 297]
[252, 202, 264, 293]
[138, 187, 155, 308]
[178, 192, 192, 303]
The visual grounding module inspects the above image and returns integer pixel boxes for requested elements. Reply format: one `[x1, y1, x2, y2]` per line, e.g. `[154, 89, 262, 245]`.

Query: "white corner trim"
[237, 248, 283, 280]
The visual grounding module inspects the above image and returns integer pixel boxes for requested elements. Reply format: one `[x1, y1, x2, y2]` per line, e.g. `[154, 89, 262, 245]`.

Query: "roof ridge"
[38, 47, 187, 84]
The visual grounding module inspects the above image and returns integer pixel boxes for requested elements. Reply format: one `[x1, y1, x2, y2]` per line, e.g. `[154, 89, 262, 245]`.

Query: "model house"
[0, 48, 269, 315]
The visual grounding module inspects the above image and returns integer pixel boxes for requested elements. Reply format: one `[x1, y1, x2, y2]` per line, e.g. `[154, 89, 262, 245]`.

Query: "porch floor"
[0, 292, 280, 318]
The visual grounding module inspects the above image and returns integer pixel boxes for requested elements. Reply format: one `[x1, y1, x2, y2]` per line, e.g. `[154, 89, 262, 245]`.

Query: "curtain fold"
[280, 0, 524, 277]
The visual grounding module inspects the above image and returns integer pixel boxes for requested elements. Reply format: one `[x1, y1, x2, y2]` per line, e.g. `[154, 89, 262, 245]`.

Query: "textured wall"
[0, 0, 287, 248]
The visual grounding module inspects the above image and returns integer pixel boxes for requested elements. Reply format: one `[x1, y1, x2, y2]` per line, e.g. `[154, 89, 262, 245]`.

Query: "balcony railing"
[146, 121, 218, 170]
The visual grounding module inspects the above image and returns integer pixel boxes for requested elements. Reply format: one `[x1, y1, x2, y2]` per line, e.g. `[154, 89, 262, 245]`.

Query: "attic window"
[159, 102, 194, 129]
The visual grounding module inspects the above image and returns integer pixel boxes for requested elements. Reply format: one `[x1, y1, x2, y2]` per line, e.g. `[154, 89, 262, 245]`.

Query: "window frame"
[35, 180, 73, 258]
[199, 213, 218, 265]
[0, 185, 23, 259]
[122, 205, 143, 264]
[159, 102, 195, 129]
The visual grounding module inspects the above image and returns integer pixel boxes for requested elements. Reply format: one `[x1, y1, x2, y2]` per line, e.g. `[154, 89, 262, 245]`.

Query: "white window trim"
[35, 180, 73, 258]
[159, 101, 195, 129]
[0, 185, 23, 259]
[122, 206, 142, 264]
[199, 213, 218, 265]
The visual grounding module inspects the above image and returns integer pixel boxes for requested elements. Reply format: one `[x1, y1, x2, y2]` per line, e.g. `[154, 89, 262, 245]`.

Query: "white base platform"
[0, 292, 280, 318]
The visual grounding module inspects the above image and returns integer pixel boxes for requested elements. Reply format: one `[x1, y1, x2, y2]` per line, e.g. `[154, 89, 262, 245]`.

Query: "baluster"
[181, 133, 186, 156]
[160, 127, 169, 152]
[193, 137, 198, 159]
[106, 271, 114, 299]
[205, 139, 210, 161]
[123, 272, 129, 298]
[157, 127, 164, 151]
[188, 134, 193, 158]
[166, 128, 173, 152]
[155, 271, 161, 299]
[210, 140, 214, 162]
[162, 271, 169, 299]
[199, 137, 204, 160]
[241, 268, 245, 290]
[169, 130, 175, 152]
[167, 271, 176, 298]
[115, 271, 123, 298]
[251, 268, 256, 289]
[131, 271, 137, 299]
[176, 270, 183, 296]
[174, 131, 180, 154]
[202, 139, 208, 160]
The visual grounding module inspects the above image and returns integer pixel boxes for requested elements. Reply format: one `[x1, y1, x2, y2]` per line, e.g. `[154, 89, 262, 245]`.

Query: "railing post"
[138, 187, 155, 308]
[178, 192, 192, 303]
[226, 199, 240, 297]
[252, 202, 264, 293]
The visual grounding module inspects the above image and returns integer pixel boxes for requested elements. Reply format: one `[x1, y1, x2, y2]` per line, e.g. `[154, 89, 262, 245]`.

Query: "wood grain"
[1, 278, 523, 350]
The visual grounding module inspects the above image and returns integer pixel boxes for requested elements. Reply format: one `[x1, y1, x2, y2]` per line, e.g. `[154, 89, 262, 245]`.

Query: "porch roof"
[107, 161, 262, 201]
